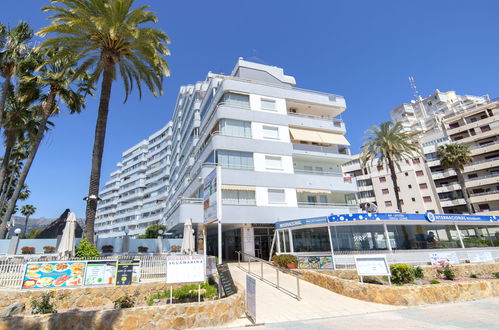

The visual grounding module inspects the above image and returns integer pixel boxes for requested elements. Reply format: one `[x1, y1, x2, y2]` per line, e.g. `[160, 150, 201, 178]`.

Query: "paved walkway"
[220, 262, 401, 327]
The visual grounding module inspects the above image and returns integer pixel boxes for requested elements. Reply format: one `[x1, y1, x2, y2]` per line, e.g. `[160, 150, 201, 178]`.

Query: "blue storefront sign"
[275, 216, 328, 229]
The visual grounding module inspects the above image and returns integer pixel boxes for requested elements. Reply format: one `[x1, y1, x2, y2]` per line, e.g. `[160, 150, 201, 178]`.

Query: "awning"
[221, 185, 255, 191]
[289, 127, 350, 146]
[317, 131, 350, 146]
[289, 128, 323, 144]
[296, 189, 331, 194]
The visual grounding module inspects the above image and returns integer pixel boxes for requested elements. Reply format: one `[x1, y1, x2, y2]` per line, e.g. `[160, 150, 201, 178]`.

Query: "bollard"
[297, 276, 301, 300]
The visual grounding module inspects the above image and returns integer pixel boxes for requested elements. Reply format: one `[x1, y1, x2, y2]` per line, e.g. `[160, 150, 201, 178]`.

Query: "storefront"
[274, 213, 499, 256]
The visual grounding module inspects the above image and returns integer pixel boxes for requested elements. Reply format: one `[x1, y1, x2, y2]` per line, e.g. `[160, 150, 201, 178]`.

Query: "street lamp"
[124, 226, 130, 237]
[14, 228, 21, 236]
[158, 229, 164, 238]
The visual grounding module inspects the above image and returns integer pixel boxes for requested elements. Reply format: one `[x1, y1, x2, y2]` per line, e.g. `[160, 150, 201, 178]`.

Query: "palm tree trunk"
[0, 133, 16, 197]
[387, 157, 403, 212]
[456, 168, 474, 214]
[0, 159, 18, 214]
[0, 76, 11, 131]
[0, 93, 55, 239]
[84, 60, 114, 244]
[23, 215, 29, 237]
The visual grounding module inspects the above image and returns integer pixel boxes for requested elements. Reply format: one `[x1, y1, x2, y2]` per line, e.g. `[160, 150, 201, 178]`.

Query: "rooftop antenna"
[408, 76, 422, 101]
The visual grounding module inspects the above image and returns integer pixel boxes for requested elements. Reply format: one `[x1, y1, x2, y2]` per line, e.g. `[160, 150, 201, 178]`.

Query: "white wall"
[254, 153, 294, 173]
[255, 187, 298, 207]
[251, 122, 291, 142]
[249, 94, 287, 115]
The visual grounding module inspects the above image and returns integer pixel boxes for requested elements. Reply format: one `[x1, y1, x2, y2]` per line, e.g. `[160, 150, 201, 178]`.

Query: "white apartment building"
[96, 58, 358, 260]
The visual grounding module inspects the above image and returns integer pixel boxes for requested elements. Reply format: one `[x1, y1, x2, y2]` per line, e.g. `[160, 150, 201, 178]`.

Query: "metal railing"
[236, 251, 301, 301]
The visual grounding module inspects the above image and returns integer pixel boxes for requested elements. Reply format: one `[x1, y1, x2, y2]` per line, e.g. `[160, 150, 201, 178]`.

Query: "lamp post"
[123, 226, 130, 254]
[14, 228, 21, 236]
[157, 229, 164, 254]
[8, 228, 22, 255]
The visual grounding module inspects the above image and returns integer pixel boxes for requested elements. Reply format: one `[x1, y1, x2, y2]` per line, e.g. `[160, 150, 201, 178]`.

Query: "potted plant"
[101, 245, 114, 253]
[43, 246, 56, 254]
[138, 246, 148, 253]
[21, 246, 35, 254]
[272, 254, 298, 268]
[171, 245, 181, 253]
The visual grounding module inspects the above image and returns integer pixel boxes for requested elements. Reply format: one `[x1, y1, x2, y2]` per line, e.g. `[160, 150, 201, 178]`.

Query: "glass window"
[217, 150, 253, 169]
[222, 189, 256, 205]
[222, 93, 250, 108]
[262, 125, 279, 139]
[458, 225, 499, 247]
[220, 119, 251, 138]
[387, 224, 462, 249]
[261, 98, 276, 111]
[279, 231, 291, 253]
[292, 227, 330, 252]
[268, 189, 285, 203]
[265, 156, 282, 170]
[330, 225, 387, 251]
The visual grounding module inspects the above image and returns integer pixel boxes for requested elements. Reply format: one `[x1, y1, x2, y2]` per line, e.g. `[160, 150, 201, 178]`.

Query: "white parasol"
[180, 218, 195, 255]
[57, 212, 77, 257]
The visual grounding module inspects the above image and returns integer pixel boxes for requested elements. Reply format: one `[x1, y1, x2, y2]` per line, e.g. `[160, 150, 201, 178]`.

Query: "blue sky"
[2, 0, 499, 218]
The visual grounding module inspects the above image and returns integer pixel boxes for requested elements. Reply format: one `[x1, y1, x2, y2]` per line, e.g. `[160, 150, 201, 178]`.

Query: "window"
[382, 188, 389, 195]
[400, 200, 404, 205]
[411, 197, 416, 202]
[220, 119, 251, 138]
[419, 183, 428, 189]
[480, 125, 491, 133]
[262, 125, 279, 139]
[416, 170, 424, 177]
[268, 189, 286, 203]
[265, 155, 282, 170]
[377, 165, 383, 171]
[379, 177, 386, 183]
[221, 93, 249, 108]
[408, 184, 412, 189]
[423, 196, 432, 202]
[478, 204, 490, 211]
[413, 158, 420, 164]
[385, 201, 392, 207]
[217, 150, 253, 169]
[261, 98, 276, 111]
[405, 172, 409, 176]
[222, 189, 256, 205]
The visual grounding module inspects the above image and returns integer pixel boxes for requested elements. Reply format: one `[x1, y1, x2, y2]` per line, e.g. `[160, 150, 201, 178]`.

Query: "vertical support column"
[455, 223, 465, 248]
[7, 235, 20, 255]
[217, 166, 223, 264]
[327, 225, 337, 269]
[241, 225, 255, 261]
[288, 229, 294, 253]
[157, 236, 164, 253]
[383, 223, 393, 252]
[122, 235, 130, 254]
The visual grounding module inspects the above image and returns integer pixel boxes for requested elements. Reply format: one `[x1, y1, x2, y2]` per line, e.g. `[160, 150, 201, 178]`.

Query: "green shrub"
[470, 274, 478, 279]
[494, 272, 499, 279]
[430, 280, 440, 284]
[75, 238, 101, 258]
[436, 264, 456, 280]
[146, 283, 218, 305]
[413, 266, 424, 279]
[31, 291, 57, 314]
[114, 295, 135, 309]
[271, 254, 298, 267]
[390, 264, 415, 284]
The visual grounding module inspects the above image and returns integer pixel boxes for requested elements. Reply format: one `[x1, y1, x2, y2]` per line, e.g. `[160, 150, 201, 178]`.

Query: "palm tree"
[0, 21, 33, 131]
[38, 0, 171, 243]
[0, 139, 29, 214]
[0, 49, 87, 239]
[361, 121, 422, 212]
[437, 143, 474, 214]
[20, 204, 36, 237]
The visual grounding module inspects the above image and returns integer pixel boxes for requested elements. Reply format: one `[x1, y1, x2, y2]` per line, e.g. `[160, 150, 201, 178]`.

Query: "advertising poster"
[166, 255, 205, 284]
[298, 256, 333, 269]
[354, 255, 390, 276]
[84, 260, 117, 286]
[116, 259, 141, 286]
[216, 263, 237, 297]
[246, 275, 256, 324]
[203, 168, 218, 223]
[467, 250, 494, 263]
[429, 251, 460, 265]
[21, 261, 86, 289]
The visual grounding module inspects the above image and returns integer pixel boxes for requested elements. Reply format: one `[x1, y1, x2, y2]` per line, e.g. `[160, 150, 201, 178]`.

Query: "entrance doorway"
[254, 226, 274, 260]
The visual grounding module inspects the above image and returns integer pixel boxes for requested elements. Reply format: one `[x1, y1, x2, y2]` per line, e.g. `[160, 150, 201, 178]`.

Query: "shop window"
[292, 227, 331, 252]
[419, 183, 428, 189]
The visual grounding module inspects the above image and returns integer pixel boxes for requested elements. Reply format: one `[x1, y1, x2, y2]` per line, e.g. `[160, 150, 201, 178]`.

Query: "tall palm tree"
[437, 143, 474, 214]
[38, 0, 171, 243]
[20, 204, 36, 237]
[0, 139, 29, 214]
[0, 50, 87, 239]
[361, 121, 422, 212]
[0, 21, 33, 131]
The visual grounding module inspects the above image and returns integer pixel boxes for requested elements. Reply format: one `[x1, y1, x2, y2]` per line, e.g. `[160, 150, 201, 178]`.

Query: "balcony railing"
[287, 111, 344, 127]
[469, 140, 497, 150]
[297, 202, 355, 208]
[292, 143, 350, 155]
[293, 169, 343, 177]
[466, 172, 499, 181]
[465, 155, 499, 167]
[469, 189, 499, 197]
[222, 199, 257, 206]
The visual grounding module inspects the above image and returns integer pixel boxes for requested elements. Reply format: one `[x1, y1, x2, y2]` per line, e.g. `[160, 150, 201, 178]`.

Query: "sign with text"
[166, 255, 205, 284]
[21, 261, 86, 289]
[297, 256, 334, 270]
[203, 168, 218, 223]
[467, 250, 494, 263]
[246, 275, 256, 324]
[354, 255, 390, 276]
[116, 259, 141, 286]
[429, 251, 460, 266]
[84, 260, 117, 286]
[216, 263, 237, 297]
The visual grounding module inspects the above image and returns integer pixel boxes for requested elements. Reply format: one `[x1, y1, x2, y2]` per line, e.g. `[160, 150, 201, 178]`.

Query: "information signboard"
[246, 275, 256, 324]
[216, 263, 237, 297]
[84, 260, 117, 286]
[429, 251, 460, 265]
[297, 256, 334, 270]
[467, 250, 494, 263]
[166, 255, 205, 284]
[203, 168, 218, 223]
[116, 259, 141, 286]
[21, 261, 86, 289]
[354, 255, 390, 276]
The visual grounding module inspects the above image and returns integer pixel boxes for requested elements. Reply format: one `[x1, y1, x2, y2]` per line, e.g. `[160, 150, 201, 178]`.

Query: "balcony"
[470, 190, 499, 203]
[431, 169, 457, 179]
[446, 116, 496, 136]
[292, 143, 350, 158]
[435, 183, 462, 193]
[470, 141, 499, 156]
[465, 173, 499, 188]
[464, 156, 499, 172]
[297, 202, 355, 208]
[287, 110, 345, 133]
[439, 198, 466, 207]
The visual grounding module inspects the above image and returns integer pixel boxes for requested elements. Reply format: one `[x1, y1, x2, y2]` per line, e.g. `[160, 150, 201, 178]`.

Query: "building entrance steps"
[220, 262, 402, 327]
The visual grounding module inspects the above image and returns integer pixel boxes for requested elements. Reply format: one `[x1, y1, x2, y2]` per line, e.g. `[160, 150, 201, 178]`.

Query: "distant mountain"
[11, 213, 85, 235]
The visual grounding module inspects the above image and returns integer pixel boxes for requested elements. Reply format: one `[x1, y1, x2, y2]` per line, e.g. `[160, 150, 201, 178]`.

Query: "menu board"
[354, 255, 390, 276]
[116, 259, 141, 286]
[166, 255, 205, 284]
[84, 261, 117, 286]
[429, 251, 460, 265]
[21, 261, 86, 290]
[298, 256, 334, 269]
[216, 263, 236, 297]
[467, 250, 494, 263]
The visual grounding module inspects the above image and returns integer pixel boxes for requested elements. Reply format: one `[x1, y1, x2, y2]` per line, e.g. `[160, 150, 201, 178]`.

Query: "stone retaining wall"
[300, 270, 499, 306]
[0, 285, 244, 329]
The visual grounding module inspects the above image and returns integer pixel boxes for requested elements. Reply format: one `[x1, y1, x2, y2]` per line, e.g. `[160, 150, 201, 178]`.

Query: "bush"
[470, 274, 478, 279]
[101, 245, 114, 253]
[436, 263, 456, 280]
[114, 295, 135, 309]
[138, 246, 149, 253]
[137, 224, 167, 238]
[75, 238, 101, 259]
[494, 272, 499, 279]
[21, 246, 35, 254]
[171, 245, 181, 252]
[31, 291, 57, 314]
[390, 264, 415, 284]
[430, 280, 440, 285]
[43, 246, 56, 253]
[413, 266, 424, 279]
[146, 283, 218, 305]
[271, 254, 298, 267]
